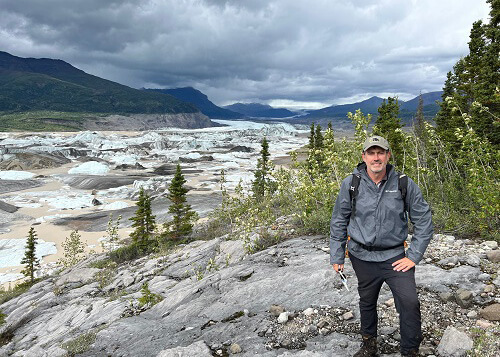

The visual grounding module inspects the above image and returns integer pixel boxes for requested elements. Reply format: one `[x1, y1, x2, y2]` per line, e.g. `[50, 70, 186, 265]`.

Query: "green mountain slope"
[0, 51, 198, 114]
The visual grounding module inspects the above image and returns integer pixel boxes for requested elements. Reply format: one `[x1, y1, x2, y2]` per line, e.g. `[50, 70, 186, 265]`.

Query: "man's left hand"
[392, 257, 415, 272]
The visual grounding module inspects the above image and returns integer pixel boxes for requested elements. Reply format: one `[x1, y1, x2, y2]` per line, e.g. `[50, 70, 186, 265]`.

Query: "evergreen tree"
[314, 124, 324, 150]
[313, 124, 326, 171]
[435, 71, 461, 147]
[435, 0, 500, 147]
[308, 123, 315, 148]
[163, 164, 197, 240]
[252, 136, 273, 198]
[327, 121, 333, 131]
[372, 97, 404, 167]
[130, 187, 156, 250]
[414, 94, 425, 140]
[20, 227, 40, 284]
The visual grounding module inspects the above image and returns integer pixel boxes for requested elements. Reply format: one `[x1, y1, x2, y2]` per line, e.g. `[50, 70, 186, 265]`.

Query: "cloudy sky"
[0, 0, 491, 109]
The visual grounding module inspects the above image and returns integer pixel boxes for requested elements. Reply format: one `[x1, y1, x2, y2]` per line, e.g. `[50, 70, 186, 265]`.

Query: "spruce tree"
[314, 124, 324, 150]
[163, 164, 197, 240]
[435, 0, 499, 147]
[313, 124, 326, 172]
[308, 123, 315, 148]
[20, 227, 40, 284]
[252, 136, 273, 198]
[130, 187, 156, 250]
[414, 94, 426, 140]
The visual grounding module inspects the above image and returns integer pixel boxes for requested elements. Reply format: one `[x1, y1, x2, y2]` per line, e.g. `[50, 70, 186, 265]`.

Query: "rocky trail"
[0, 232, 498, 356]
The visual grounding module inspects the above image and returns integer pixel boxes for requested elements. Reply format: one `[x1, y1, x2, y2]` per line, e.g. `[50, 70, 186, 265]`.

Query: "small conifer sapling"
[130, 187, 156, 250]
[163, 164, 197, 240]
[21, 227, 40, 284]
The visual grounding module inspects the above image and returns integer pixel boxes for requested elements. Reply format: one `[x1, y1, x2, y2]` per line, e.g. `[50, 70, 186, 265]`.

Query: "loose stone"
[229, 343, 242, 354]
[342, 311, 354, 320]
[277, 312, 289, 324]
[269, 304, 285, 317]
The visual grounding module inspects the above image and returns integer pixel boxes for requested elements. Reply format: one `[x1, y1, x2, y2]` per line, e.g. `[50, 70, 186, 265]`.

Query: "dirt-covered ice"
[0, 120, 309, 284]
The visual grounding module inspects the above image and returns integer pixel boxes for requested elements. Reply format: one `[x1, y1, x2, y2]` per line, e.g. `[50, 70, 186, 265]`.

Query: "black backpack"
[349, 173, 408, 217]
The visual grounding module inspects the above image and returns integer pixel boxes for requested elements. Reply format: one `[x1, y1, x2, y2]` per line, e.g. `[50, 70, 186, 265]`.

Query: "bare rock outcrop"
[0, 234, 498, 357]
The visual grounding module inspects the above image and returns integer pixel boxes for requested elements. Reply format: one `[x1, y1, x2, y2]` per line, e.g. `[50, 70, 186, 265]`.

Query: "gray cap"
[363, 136, 390, 151]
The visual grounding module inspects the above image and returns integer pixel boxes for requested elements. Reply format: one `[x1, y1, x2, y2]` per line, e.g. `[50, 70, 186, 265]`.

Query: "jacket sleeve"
[405, 177, 433, 264]
[329, 177, 352, 265]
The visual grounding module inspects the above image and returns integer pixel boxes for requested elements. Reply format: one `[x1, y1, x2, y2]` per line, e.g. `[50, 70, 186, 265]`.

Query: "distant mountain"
[400, 91, 443, 111]
[306, 96, 384, 118]
[305, 92, 442, 123]
[145, 87, 244, 119]
[0, 51, 198, 114]
[224, 103, 298, 118]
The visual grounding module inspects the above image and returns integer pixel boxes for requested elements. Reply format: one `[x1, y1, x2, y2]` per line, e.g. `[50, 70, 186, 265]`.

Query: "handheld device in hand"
[338, 270, 349, 291]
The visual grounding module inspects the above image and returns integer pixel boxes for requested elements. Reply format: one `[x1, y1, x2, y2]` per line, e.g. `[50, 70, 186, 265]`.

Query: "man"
[330, 136, 433, 357]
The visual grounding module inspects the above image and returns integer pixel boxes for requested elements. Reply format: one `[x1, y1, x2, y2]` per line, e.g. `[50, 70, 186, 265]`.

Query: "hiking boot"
[353, 335, 377, 357]
[401, 349, 418, 356]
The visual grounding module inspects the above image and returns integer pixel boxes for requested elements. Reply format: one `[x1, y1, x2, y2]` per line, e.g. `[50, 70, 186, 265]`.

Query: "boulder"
[438, 256, 459, 267]
[269, 305, 285, 317]
[464, 254, 480, 267]
[481, 241, 498, 250]
[486, 250, 500, 263]
[479, 303, 500, 321]
[454, 288, 473, 308]
[437, 326, 473, 357]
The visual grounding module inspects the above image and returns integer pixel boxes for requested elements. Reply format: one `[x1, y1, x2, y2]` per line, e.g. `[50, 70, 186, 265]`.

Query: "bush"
[137, 283, 163, 308]
[108, 243, 146, 264]
[60, 328, 103, 355]
[0, 280, 37, 305]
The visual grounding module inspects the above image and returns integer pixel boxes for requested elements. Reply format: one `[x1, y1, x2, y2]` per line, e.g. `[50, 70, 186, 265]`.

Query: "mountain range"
[224, 102, 298, 118]
[0, 51, 444, 130]
[144, 87, 244, 119]
[0, 51, 197, 114]
[305, 92, 442, 121]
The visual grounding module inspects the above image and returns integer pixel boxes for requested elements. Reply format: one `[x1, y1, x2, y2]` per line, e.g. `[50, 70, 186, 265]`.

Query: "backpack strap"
[349, 173, 361, 217]
[398, 173, 408, 216]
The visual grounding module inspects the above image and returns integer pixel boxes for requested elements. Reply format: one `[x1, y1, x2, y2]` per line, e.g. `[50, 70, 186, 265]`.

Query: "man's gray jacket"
[329, 163, 433, 265]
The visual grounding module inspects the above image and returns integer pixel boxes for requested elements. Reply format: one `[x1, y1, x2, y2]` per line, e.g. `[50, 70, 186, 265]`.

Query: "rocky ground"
[0, 230, 498, 357]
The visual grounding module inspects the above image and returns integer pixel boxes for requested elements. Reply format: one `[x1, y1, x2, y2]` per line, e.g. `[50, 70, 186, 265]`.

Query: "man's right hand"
[332, 264, 344, 272]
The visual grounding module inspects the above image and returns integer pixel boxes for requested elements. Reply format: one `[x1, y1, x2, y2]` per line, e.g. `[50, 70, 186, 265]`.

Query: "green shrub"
[0, 280, 37, 305]
[108, 243, 147, 264]
[137, 283, 163, 308]
[60, 327, 105, 356]
[93, 261, 117, 289]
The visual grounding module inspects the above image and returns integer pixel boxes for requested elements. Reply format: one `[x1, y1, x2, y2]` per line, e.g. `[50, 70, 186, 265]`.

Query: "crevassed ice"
[0, 238, 57, 268]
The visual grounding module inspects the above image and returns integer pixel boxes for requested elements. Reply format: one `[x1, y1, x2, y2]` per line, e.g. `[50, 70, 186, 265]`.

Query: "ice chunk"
[68, 161, 110, 175]
[0, 171, 36, 180]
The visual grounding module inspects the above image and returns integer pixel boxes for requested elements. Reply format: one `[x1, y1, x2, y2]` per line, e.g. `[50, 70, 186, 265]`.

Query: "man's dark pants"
[350, 252, 423, 353]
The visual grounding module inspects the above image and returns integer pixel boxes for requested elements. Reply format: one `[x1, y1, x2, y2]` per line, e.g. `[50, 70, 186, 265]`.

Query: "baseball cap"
[363, 136, 390, 152]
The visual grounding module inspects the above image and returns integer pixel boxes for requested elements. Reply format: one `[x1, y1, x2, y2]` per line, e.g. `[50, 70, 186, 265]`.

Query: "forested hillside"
[0, 51, 198, 114]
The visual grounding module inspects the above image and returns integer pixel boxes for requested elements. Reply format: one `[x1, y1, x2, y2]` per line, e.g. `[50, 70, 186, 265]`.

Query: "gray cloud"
[0, 0, 490, 108]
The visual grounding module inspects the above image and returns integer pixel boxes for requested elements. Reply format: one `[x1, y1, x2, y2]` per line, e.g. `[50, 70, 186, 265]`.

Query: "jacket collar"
[354, 162, 395, 179]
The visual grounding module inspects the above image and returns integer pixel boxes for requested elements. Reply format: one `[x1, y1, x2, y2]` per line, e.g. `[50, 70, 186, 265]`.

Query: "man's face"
[362, 146, 391, 174]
